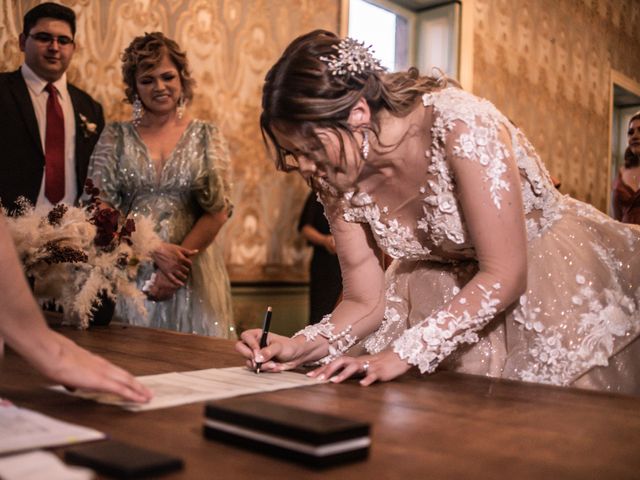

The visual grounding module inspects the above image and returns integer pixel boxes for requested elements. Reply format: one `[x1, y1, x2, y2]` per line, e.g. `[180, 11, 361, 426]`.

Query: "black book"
[203, 397, 371, 468]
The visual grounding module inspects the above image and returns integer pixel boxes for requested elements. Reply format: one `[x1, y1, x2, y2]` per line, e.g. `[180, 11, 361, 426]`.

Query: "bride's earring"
[176, 95, 186, 120]
[132, 94, 144, 126]
[361, 130, 369, 160]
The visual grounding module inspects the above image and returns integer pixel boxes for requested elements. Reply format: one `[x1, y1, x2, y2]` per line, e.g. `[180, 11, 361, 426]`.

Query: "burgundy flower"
[119, 218, 136, 246]
[92, 208, 120, 248]
[84, 179, 100, 198]
[83, 178, 101, 212]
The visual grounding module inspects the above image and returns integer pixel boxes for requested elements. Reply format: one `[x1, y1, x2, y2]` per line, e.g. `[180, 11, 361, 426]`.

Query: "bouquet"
[4, 180, 161, 328]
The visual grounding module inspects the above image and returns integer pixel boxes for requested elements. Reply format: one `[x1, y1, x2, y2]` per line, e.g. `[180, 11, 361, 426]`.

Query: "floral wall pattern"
[472, 0, 640, 210]
[0, 0, 338, 282]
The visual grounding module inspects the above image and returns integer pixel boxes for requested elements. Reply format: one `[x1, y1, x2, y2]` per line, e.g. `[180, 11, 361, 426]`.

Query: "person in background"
[612, 112, 640, 224]
[0, 2, 104, 213]
[237, 30, 640, 395]
[0, 214, 151, 403]
[86, 32, 235, 337]
[298, 190, 342, 325]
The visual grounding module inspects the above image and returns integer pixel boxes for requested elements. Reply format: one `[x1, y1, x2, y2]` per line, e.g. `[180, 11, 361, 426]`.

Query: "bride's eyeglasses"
[278, 149, 301, 172]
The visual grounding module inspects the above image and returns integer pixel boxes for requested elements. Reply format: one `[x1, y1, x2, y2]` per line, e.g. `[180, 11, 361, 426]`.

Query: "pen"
[255, 306, 272, 374]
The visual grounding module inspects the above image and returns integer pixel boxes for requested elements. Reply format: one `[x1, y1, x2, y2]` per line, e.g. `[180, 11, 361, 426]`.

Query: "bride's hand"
[152, 242, 198, 286]
[307, 350, 412, 386]
[235, 330, 304, 372]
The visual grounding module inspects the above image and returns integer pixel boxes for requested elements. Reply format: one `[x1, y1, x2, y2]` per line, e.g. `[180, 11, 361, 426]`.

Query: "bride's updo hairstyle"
[261, 29, 452, 173]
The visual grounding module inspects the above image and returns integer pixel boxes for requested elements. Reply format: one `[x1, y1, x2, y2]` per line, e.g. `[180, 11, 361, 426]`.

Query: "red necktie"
[44, 83, 65, 204]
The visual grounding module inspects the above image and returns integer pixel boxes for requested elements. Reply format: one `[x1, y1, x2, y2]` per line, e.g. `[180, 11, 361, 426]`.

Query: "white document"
[53, 367, 323, 411]
[0, 401, 105, 455]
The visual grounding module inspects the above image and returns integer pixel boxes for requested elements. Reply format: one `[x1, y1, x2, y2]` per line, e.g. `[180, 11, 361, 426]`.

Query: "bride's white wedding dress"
[301, 87, 640, 394]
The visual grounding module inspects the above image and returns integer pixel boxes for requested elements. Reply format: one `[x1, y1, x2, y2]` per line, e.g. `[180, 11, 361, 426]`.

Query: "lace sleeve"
[85, 123, 123, 210]
[393, 116, 528, 373]
[292, 191, 387, 364]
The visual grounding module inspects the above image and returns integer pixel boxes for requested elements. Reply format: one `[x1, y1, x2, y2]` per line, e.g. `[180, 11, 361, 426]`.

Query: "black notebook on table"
[203, 397, 371, 468]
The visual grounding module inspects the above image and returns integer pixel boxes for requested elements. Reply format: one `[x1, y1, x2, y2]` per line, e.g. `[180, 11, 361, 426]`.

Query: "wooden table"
[1, 324, 639, 479]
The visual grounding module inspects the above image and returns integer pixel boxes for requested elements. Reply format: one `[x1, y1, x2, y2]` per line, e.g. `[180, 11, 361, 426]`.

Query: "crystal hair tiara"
[320, 37, 386, 78]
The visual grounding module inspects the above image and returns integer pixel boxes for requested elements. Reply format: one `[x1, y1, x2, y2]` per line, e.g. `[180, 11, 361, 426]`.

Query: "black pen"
[255, 306, 272, 374]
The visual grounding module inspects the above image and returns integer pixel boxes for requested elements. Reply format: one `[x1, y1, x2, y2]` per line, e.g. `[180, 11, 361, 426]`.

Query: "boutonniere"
[78, 113, 98, 138]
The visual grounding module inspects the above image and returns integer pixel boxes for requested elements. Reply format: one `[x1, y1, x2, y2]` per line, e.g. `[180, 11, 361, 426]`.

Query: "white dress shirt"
[21, 63, 77, 207]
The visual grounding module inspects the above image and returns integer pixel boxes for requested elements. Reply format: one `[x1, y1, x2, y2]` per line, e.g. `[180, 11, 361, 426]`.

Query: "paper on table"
[52, 367, 324, 411]
[0, 401, 105, 455]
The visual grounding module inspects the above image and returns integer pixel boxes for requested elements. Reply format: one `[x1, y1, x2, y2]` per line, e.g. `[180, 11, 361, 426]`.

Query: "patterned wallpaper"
[2, 0, 638, 280]
[0, 0, 339, 282]
[472, 0, 640, 210]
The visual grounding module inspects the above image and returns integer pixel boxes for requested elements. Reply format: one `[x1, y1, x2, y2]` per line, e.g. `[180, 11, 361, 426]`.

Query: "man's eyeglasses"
[28, 32, 74, 46]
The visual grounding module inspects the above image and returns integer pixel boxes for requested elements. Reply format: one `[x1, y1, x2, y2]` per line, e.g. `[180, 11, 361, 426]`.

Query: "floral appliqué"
[393, 282, 502, 373]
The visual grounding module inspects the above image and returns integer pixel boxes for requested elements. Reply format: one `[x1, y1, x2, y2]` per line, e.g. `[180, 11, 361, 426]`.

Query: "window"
[345, 0, 461, 78]
[416, 2, 460, 79]
[346, 0, 412, 72]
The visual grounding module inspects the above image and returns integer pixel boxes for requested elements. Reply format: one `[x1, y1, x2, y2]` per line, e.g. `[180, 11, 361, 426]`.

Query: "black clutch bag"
[203, 397, 371, 468]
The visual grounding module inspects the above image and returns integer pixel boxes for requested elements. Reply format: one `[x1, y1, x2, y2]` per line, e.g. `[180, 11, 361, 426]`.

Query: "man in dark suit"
[0, 2, 104, 213]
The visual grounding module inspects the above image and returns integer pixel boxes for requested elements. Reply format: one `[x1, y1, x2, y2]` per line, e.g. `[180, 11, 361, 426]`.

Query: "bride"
[236, 30, 640, 394]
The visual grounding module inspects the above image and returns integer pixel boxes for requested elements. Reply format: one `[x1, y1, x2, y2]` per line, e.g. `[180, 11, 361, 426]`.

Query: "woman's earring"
[361, 130, 369, 160]
[132, 95, 144, 126]
[176, 95, 186, 120]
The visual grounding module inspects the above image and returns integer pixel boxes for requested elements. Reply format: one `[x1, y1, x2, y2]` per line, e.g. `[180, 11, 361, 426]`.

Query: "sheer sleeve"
[292, 189, 387, 364]
[392, 116, 528, 373]
[193, 123, 234, 216]
[85, 123, 124, 210]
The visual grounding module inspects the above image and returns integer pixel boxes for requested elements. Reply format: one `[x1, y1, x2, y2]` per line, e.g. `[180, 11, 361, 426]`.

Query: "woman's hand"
[323, 235, 337, 254]
[35, 332, 153, 403]
[235, 329, 305, 372]
[152, 242, 198, 286]
[307, 349, 412, 386]
[146, 271, 180, 301]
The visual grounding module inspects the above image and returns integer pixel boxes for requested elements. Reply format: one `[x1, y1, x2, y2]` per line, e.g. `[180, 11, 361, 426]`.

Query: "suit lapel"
[8, 70, 43, 157]
[69, 86, 83, 162]
[69, 85, 94, 196]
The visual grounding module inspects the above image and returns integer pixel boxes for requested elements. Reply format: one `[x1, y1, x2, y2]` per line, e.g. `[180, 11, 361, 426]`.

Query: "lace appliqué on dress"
[293, 314, 358, 365]
[363, 280, 406, 353]
[342, 192, 432, 260]
[517, 274, 639, 385]
[392, 283, 502, 373]
[423, 90, 511, 210]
